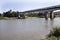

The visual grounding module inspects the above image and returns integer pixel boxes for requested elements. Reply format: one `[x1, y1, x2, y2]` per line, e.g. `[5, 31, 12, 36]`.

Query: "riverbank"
[0, 17, 17, 20]
[0, 16, 39, 20]
[27, 17, 38, 18]
[42, 26, 60, 40]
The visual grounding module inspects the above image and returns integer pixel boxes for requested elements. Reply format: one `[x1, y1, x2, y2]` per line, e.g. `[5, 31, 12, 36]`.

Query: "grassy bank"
[42, 27, 60, 40]
[0, 16, 38, 20]
[0, 17, 17, 20]
[27, 17, 38, 18]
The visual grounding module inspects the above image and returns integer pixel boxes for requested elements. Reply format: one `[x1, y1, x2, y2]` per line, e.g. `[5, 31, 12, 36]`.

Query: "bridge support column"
[50, 11, 54, 19]
[44, 12, 48, 20]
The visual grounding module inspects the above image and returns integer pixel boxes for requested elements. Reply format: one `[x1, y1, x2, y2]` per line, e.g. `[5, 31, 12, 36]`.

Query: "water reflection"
[45, 20, 48, 27]
[50, 19, 54, 31]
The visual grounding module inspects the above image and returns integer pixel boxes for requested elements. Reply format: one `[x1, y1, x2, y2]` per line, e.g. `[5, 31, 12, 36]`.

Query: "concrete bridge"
[22, 5, 60, 19]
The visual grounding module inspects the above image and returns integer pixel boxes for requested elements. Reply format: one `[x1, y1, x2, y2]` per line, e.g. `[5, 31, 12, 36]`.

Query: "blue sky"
[0, 0, 60, 13]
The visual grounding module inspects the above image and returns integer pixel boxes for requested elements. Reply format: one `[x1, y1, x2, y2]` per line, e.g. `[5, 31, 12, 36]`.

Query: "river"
[0, 18, 60, 40]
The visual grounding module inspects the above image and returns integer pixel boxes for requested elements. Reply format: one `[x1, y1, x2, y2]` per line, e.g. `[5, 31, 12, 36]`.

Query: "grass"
[0, 17, 17, 20]
[42, 27, 60, 40]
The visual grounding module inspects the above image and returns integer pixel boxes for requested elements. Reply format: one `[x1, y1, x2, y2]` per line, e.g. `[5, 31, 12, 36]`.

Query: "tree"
[3, 10, 12, 17]
[0, 13, 1, 17]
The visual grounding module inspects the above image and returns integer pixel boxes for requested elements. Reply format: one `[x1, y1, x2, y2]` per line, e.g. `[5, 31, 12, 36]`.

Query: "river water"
[0, 18, 60, 40]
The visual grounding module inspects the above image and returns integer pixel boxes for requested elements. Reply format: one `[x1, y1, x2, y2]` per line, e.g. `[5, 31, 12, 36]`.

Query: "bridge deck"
[22, 5, 60, 13]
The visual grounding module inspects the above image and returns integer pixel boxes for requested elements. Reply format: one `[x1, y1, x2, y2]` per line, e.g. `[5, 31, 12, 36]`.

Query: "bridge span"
[21, 5, 60, 19]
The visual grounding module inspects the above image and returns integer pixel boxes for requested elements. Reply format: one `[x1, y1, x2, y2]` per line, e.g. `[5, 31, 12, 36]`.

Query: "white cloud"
[0, 0, 60, 12]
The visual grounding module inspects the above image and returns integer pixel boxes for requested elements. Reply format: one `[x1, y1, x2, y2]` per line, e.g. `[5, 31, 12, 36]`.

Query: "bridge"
[21, 5, 60, 19]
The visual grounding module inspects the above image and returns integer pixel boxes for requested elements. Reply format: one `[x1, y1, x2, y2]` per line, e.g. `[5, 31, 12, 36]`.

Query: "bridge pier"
[50, 11, 54, 19]
[44, 12, 48, 20]
[44, 11, 55, 20]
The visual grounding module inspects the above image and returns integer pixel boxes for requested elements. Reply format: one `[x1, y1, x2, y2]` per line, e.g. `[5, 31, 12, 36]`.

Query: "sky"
[0, 0, 60, 13]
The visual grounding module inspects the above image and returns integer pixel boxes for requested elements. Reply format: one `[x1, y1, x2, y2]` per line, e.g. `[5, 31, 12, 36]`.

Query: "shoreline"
[0, 17, 39, 20]
[0, 17, 17, 20]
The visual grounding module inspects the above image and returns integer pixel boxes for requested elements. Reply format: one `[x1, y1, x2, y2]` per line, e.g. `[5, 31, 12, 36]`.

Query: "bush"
[48, 27, 60, 37]
[43, 27, 60, 40]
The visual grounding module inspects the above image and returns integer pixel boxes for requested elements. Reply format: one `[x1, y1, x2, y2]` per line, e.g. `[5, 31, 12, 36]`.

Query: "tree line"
[0, 10, 45, 17]
[3, 10, 19, 17]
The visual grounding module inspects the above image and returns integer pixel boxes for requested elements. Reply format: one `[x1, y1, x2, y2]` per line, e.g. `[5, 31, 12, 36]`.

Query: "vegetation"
[42, 27, 60, 40]
[2, 10, 44, 18]
[54, 11, 60, 17]
[0, 10, 45, 19]
[0, 10, 25, 19]
[0, 10, 60, 19]
[26, 12, 44, 17]
[3, 10, 19, 17]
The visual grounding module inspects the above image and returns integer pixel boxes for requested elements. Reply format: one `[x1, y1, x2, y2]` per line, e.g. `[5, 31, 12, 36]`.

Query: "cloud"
[0, 0, 60, 12]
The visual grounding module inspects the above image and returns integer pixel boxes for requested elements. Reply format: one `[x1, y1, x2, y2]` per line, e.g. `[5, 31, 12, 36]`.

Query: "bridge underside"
[24, 11, 55, 20]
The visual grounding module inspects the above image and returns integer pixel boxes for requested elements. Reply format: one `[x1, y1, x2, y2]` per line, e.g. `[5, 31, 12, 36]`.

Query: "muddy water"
[0, 18, 60, 40]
